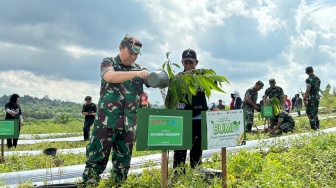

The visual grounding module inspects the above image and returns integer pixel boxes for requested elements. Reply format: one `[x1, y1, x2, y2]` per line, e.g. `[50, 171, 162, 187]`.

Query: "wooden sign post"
[222, 148, 227, 188]
[136, 109, 193, 188]
[0, 120, 19, 163]
[202, 110, 246, 188]
[161, 151, 168, 188]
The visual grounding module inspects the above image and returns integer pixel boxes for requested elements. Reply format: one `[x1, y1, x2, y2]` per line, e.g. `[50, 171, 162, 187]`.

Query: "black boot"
[298, 111, 301, 117]
[246, 124, 252, 133]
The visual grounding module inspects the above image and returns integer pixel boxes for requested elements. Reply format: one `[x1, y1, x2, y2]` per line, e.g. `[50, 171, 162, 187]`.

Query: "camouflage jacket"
[94, 55, 146, 130]
[305, 74, 321, 101]
[271, 111, 295, 126]
[242, 87, 258, 109]
[264, 86, 284, 103]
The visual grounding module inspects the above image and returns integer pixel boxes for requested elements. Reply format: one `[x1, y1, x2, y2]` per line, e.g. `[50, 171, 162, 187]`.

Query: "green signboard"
[148, 115, 183, 146]
[0, 120, 19, 139]
[261, 105, 274, 118]
[136, 109, 192, 151]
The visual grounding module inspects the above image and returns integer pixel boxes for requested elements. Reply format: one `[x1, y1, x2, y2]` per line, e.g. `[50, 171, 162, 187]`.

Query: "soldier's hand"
[136, 70, 149, 79]
[282, 104, 286, 110]
[304, 100, 308, 106]
[253, 105, 259, 111]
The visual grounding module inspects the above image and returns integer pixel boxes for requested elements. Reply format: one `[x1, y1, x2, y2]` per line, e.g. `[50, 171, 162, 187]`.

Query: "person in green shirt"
[82, 34, 149, 186]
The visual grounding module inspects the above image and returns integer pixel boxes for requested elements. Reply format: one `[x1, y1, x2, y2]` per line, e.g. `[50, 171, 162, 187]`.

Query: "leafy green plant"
[162, 52, 229, 109]
[265, 97, 281, 115]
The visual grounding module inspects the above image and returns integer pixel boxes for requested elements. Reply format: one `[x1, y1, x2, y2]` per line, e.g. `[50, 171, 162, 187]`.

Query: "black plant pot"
[43, 148, 57, 157]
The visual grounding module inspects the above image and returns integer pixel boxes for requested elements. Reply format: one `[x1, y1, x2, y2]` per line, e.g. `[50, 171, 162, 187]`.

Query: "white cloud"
[0, 0, 335, 107]
[62, 45, 111, 59]
[0, 71, 100, 103]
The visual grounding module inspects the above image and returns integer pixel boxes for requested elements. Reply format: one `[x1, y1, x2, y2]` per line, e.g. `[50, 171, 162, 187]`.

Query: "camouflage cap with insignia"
[305, 66, 314, 73]
[120, 34, 142, 54]
[256, 80, 264, 89]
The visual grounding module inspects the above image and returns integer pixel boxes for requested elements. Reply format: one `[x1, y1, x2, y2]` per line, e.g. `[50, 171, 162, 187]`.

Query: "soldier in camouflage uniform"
[82, 34, 149, 185]
[304, 66, 321, 130]
[242, 80, 264, 133]
[263, 78, 286, 109]
[268, 111, 295, 135]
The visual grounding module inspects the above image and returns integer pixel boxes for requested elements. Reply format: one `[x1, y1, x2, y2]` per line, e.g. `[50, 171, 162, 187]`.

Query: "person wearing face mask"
[82, 34, 149, 186]
[172, 48, 208, 174]
[5, 93, 23, 149]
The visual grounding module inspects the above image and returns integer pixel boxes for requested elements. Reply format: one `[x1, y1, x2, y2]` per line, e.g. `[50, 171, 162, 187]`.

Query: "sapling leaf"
[166, 52, 171, 59]
[172, 63, 181, 69]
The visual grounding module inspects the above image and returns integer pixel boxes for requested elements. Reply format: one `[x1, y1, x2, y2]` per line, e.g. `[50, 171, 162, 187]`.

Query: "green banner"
[0, 121, 14, 135]
[136, 109, 192, 151]
[148, 115, 183, 146]
[0, 120, 19, 138]
[261, 106, 274, 118]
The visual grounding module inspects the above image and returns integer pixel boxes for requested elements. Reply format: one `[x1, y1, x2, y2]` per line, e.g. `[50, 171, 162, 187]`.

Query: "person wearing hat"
[173, 48, 208, 174]
[263, 78, 286, 110]
[303, 66, 321, 130]
[82, 96, 97, 141]
[4, 93, 23, 149]
[83, 34, 149, 185]
[242, 81, 264, 133]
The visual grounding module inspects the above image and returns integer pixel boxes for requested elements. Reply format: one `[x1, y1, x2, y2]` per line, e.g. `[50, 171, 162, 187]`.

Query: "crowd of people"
[3, 33, 322, 187]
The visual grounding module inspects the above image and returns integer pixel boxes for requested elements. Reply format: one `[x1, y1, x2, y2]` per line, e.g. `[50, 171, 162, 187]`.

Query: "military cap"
[120, 34, 142, 54]
[256, 80, 264, 89]
[269, 78, 276, 84]
[85, 96, 92, 101]
[305, 66, 314, 73]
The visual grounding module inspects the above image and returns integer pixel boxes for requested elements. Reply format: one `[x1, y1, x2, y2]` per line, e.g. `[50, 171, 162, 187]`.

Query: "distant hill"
[0, 94, 82, 120]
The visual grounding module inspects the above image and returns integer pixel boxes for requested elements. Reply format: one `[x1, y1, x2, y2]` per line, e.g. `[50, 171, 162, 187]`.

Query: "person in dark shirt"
[216, 99, 225, 110]
[291, 96, 296, 111]
[4, 94, 23, 149]
[82, 96, 97, 141]
[172, 48, 208, 174]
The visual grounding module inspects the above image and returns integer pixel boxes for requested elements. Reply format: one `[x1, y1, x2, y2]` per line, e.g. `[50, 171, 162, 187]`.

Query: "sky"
[0, 0, 335, 106]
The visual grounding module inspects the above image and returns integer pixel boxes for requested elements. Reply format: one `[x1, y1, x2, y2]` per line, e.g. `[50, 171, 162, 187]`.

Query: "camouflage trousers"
[82, 125, 135, 185]
[306, 100, 319, 130]
[280, 122, 294, 133]
[244, 107, 254, 131]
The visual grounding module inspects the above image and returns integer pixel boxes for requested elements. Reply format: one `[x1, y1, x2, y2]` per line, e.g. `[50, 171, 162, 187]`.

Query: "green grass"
[0, 153, 87, 173]
[202, 132, 336, 187]
[247, 114, 336, 141]
[21, 120, 83, 134]
[95, 132, 336, 188]
[2, 113, 335, 173]
[3, 141, 88, 152]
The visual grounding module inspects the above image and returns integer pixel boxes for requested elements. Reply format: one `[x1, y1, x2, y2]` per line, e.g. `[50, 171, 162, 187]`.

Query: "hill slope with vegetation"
[0, 94, 83, 121]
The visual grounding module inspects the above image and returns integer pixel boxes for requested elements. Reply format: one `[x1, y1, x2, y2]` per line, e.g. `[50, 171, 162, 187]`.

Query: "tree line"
[0, 94, 82, 120]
